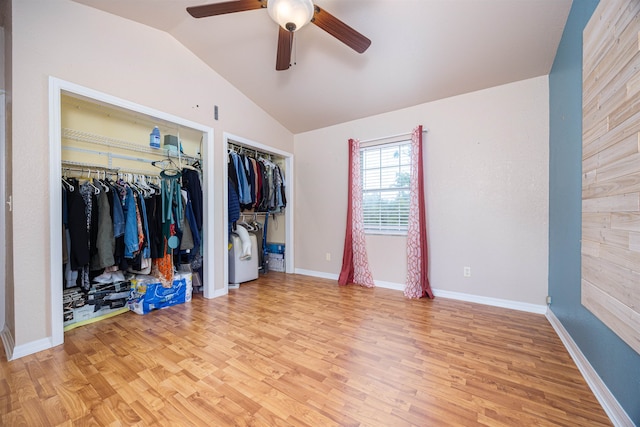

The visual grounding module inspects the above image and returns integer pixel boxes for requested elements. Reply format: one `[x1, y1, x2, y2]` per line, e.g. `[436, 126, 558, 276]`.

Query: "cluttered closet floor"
[1, 273, 610, 426]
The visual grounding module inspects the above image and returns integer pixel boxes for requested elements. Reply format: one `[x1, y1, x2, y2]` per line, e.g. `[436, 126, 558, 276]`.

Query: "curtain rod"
[358, 128, 428, 145]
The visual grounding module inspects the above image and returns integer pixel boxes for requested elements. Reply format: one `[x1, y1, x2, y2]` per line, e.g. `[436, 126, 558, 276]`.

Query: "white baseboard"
[1, 325, 14, 361]
[433, 289, 547, 314]
[293, 269, 404, 291]
[293, 269, 546, 314]
[9, 336, 55, 361]
[546, 309, 634, 427]
[206, 287, 229, 298]
[294, 268, 339, 280]
[372, 280, 405, 291]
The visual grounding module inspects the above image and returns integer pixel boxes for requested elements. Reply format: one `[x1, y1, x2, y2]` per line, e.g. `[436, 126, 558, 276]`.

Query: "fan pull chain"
[292, 32, 297, 67]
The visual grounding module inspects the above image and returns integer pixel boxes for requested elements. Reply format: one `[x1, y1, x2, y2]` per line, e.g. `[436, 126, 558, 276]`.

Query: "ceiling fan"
[187, 0, 371, 71]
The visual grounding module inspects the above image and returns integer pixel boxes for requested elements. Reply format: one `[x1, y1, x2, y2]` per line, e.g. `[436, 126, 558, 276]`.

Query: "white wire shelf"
[62, 128, 200, 162]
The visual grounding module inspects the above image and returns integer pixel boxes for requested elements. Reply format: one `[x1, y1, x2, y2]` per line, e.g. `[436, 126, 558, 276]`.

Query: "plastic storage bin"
[267, 253, 285, 272]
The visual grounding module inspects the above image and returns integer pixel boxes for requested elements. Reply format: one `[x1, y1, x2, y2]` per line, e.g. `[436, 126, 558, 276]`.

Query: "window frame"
[360, 138, 412, 236]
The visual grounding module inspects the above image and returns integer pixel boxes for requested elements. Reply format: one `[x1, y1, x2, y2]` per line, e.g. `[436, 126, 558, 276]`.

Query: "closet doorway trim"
[0, 91, 5, 334]
[223, 132, 294, 289]
[49, 77, 215, 349]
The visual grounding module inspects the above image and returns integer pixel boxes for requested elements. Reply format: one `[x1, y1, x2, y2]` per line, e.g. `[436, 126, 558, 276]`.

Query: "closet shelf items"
[62, 128, 200, 163]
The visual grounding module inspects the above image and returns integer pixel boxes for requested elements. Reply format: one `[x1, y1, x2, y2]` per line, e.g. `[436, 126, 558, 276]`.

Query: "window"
[361, 140, 411, 234]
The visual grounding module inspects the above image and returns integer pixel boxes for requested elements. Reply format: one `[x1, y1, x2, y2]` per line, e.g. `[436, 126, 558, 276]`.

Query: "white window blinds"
[360, 140, 411, 234]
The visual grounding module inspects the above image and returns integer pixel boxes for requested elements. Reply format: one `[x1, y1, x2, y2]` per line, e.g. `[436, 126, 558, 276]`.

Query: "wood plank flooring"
[1, 273, 611, 426]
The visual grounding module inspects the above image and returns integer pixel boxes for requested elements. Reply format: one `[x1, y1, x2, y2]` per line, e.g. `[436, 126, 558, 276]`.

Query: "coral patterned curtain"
[405, 126, 434, 299]
[338, 138, 375, 287]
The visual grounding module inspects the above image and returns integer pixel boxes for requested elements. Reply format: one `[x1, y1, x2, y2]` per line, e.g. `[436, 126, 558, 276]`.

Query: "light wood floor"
[1, 273, 611, 426]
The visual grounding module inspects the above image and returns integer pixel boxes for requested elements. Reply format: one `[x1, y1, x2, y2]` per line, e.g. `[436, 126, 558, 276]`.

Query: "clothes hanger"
[148, 175, 161, 191]
[251, 212, 262, 230]
[130, 174, 143, 194]
[129, 174, 147, 195]
[135, 174, 155, 196]
[61, 169, 75, 191]
[86, 170, 101, 195]
[145, 175, 158, 195]
[61, 175, 75, 192]
[160, 168, 182, 179]
[151, 159, 171, 169]
[237, 214, 250, 230]
[140, 175, 157, 196]
[153, 154, 182, 178]
[97, 169, 110, 192]
[177, 134, 196, 172]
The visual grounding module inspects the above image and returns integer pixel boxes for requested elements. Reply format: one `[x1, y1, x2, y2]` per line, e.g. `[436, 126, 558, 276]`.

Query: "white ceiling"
[71, 0, 572, 134]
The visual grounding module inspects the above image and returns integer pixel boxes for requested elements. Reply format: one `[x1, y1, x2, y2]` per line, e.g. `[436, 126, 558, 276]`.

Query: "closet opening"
[49, 78, 215, 347]
[224, 133, 294, 290]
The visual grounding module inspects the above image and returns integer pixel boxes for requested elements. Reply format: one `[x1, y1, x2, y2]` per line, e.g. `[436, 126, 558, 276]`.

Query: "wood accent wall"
[582, 0, 640, 355]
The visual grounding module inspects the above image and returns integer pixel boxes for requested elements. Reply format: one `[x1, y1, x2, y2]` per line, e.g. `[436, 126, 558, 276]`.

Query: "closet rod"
[228, 141, 273, 160]
[61, 161, 160, 178]
[62, 168, 157, 179]
[240, 211, 277, 217]
[358, 128, 428, 145]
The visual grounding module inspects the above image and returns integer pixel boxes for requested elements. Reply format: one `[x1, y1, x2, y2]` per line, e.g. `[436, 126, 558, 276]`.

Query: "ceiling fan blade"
[276, 27, 293, 71]
[187, 0, 266, 18]
[312, 5, 371, 54]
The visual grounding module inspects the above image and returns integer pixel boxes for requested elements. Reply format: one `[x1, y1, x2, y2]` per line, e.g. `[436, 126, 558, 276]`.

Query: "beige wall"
[295, 76, 549, 305]
[10, 0, 292, 349]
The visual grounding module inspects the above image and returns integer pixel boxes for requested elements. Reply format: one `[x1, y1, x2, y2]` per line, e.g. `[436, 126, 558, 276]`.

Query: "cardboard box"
[128, 273, 192, 315]
[63, 302, 128, 329]
[63, 283, 130, 330]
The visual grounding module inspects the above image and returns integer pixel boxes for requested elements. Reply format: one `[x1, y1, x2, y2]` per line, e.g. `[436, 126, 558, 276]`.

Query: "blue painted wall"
[549, 0, 640, 422]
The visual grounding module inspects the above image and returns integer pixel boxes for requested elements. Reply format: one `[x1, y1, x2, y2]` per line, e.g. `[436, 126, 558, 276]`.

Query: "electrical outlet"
[463, 266, 471, 277]
[325, 252, 331, 261]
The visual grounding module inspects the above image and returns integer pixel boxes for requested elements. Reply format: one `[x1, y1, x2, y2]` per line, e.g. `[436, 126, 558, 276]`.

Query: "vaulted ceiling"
[71, 0, 572, 133]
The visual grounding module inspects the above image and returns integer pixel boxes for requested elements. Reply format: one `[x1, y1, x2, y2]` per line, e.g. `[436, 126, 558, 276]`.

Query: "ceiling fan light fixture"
[267, 0, 315, 32]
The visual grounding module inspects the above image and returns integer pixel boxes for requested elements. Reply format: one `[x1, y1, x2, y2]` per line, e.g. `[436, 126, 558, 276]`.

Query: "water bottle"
[150, 126, 160, 149]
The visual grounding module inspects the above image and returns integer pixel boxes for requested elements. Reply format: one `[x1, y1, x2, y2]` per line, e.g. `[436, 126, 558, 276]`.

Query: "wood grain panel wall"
[582, 0, 640, 355]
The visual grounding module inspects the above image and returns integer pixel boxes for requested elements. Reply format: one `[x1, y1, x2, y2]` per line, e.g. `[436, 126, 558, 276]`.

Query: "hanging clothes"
[228, 180, 240, 235]
[61, 169, 200, 291]
[90, 180, 115, 270]
[227, 148, 287, 215]
[181, 168, 203, 232]
[65, 178, 90, 271]
[229, 152, 252, 206]
[122, 185, 140, 259]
